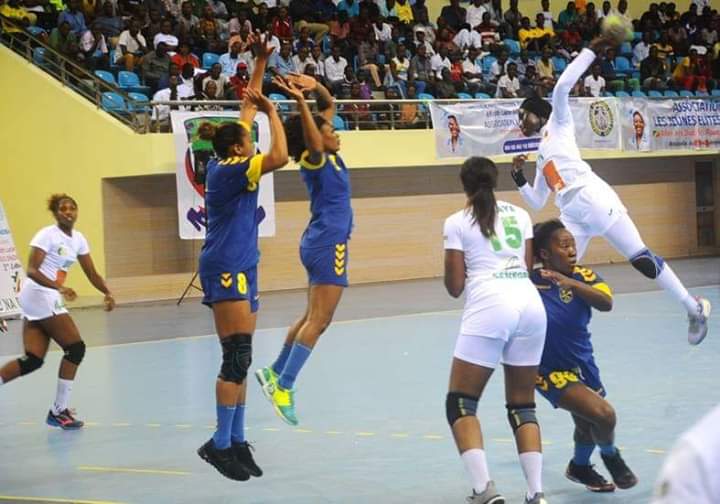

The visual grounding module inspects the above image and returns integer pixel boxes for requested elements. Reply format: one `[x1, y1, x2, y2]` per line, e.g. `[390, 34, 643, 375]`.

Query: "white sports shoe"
[524, 493, 548, 504]
[466, 481, 505, 503]
[688, 297, 712, 346]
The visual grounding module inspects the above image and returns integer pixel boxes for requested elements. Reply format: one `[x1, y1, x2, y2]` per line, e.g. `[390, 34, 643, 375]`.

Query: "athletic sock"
[656, 265, 698, 314]
[212, 404, 236, 450]
[519, 452, 543, 497]
[598, 443, 618, 457]
[52, 378, 73, 415]
[230, 404, 246, 444]
[271, 344, 292, 375]
[461, 448, 490, 494]
[278, 343, 312, 390]
[573, 443, 595, 465]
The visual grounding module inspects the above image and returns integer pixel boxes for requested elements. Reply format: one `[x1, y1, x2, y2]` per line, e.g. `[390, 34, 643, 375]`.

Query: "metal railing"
[1, 17, 151, 132]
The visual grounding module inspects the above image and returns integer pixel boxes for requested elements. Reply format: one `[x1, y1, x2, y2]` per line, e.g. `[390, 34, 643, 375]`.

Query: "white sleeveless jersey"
[26, 225, 89, 291]
[443, 200, 532, 284]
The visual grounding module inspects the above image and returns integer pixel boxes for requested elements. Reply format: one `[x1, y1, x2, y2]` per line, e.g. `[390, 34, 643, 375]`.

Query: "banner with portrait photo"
[623, 98, 720, 151]
[429, 97, 620, 158]
[0, 199, 24, 319]
[171, 111, 276, 240]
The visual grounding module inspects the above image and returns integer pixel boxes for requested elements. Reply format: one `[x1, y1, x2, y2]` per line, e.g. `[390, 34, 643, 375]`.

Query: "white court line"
[0, 285, 717, 358]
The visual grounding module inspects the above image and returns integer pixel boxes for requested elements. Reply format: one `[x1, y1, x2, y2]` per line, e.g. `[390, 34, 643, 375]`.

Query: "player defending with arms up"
[511, 33, 711, 345]
[196, 33, 289, 481]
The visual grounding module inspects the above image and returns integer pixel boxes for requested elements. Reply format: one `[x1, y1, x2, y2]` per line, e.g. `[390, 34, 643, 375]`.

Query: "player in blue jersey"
[531, 219, 638, 493]
[196, 33, 289, 482]
[255, 73, 352, 426]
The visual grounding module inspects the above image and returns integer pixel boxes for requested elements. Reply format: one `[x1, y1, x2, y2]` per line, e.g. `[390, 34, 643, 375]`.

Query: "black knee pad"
[18, 352, 44, 375]
[63, 341, 86, 365]
[507, 403, 538, 433]
[446, 392, 479, 427]
[218, 333, 252, 384]
[630, 248, 665, 279]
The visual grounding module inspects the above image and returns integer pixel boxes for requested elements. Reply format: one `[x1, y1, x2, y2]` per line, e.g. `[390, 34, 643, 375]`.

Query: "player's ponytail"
[461, 157, 498, 239]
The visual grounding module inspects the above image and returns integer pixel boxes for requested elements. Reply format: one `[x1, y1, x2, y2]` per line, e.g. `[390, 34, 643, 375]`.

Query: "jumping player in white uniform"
[443, 157, 548, 504]
[0, 194, 115, 429]
[651, 403, 720, 504]
[510, 33, 711, 345]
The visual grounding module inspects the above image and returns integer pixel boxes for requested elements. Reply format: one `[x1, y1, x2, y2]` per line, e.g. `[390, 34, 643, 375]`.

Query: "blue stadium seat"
[712, 90, 720, 97]
[552, 56, 567, 73]
[417, 92, 435, 101]
[481, 55, 497, 75]
[101, 92, 126, 113]
[633, 31, 642, 41]
[27, 26, 46, 37]
[95, 70, 117, 86]
[679, 90, 694, 97]
[602, 91, 614, 97]
[614, 56, 631, 76]
[663, 90, 679, 97]
[695, 90, 709, 97]
[504, 38, 521, 55]
[457, 92, 473, 100]
[631, 90, 647, 98]
[475, 92, 492, 99]
[118, 71, 151, 96]
[615, 91, 630, 98]
[202, 52, 220, 69]
[127, 92, 150, 113]
[332, 114, 347, 131]
[268, 92, 288, 101]
[32, 47, 46, 65]
[619, 42, 632, 58]
[631, 71, 640, 80]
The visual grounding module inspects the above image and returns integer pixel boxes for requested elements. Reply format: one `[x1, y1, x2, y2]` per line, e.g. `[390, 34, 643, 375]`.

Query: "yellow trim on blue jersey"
[247, 154, 264, 186]
[592, 282, 612, 298]
[218, 156, 248, 166]
[573, 265, 597, 283]
[299, 150, 327, 170]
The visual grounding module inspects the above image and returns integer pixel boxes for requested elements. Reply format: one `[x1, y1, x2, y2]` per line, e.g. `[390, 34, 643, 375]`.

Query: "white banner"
[430, 97, 621, 158]
[622, 98, 720, 151]
[171, 111, 276, 239]
[0, 200, 24, 319]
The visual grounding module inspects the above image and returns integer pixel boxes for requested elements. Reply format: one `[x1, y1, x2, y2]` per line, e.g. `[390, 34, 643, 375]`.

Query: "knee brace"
[218, 333, 252, 384]
[446, 392, 479, 427]
[630, 248, 665, 279]
[507, 403, 538, 433]
[62, 341, 86, 366]
[18, 352, 44, 375]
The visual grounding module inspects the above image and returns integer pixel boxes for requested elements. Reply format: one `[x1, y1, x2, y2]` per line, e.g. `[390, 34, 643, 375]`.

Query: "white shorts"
[454, 281, 547, 368]
[652, 442, 716, 504]
[559, 179, 627, 239]
[18, 284, 68, 321]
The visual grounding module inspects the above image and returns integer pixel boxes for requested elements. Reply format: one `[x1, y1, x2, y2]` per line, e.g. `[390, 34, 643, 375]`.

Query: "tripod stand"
[177, 271, 202, 305]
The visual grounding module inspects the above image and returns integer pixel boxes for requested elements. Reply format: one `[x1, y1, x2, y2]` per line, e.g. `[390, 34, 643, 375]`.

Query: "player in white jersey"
[651, 403, 720, 504]
[443, 157, 548, 504]
[510, 33, 711, 346]
[0, 194, 115, 429]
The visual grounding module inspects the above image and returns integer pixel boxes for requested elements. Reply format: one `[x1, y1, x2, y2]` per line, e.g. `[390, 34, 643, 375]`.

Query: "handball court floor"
[0, 257, 719, 504]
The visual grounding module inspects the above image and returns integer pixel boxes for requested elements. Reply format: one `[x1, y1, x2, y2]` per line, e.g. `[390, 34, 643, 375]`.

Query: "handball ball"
[602, 14, 633, 44]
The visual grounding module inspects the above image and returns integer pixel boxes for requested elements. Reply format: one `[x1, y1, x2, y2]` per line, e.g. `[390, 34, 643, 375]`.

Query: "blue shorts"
[536, 362, 606, 408]
[300, 243, 349, 287]
[200, 267, 259, 312]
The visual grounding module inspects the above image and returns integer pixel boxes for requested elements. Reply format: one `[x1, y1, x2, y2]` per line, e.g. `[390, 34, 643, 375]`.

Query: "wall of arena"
[2, 46, 718, 305]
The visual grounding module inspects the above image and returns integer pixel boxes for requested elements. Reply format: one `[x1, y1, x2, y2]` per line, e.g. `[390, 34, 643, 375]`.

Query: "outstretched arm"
[552, 35, 615, 124]
[273, 75, 324, 163]
[240, 31, 275, 125]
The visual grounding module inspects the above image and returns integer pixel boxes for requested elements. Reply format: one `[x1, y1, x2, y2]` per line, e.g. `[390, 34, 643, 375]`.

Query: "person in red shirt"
[272, 6, 293, 42]
[229, 61, 250, 99]
[172, 41, 200, 69]
[561, 22, 582, 54]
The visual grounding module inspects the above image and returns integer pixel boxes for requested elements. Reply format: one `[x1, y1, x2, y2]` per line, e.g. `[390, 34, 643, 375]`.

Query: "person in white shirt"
[632, 32, 652, 68]
[539, 0, 554, 29]
[153, 19, 178, 52]
[443, 157, 547, 504]
[496, 61, 521, 97]
[310, 45, 325, 79]
[414, 28, 435, 56]
[80, 23, 109, 69]
[372, 18, 392, 43]
[430, 45, 451, 79]
[152, 74, 195, 123]
[652, 404, 720, 504]
[466, 0, 488, 28]
[583, 63, 605, 96]
[511, 33, 711, 345]
[0, 194, 114, 430]
[292, 46, 314, 75]
[324, 45, 348, 93]
[115, 19, 147, 71]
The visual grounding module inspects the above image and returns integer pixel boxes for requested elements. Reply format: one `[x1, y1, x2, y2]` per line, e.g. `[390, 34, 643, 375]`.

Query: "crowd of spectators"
[1, 0, 719, 128]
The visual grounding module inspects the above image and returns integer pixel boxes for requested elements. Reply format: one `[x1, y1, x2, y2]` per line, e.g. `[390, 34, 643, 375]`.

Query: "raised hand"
[286, 72, 317, 92]
[251, 30, 275, 60]
[512, 154, 527, 172]
[272, 76, 306, 101]
[244, 87, 274, 113]
[540, 269, 576, 289]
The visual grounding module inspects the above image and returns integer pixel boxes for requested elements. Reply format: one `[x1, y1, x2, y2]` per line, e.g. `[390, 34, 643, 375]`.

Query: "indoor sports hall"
[1, 0, 719, 503]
